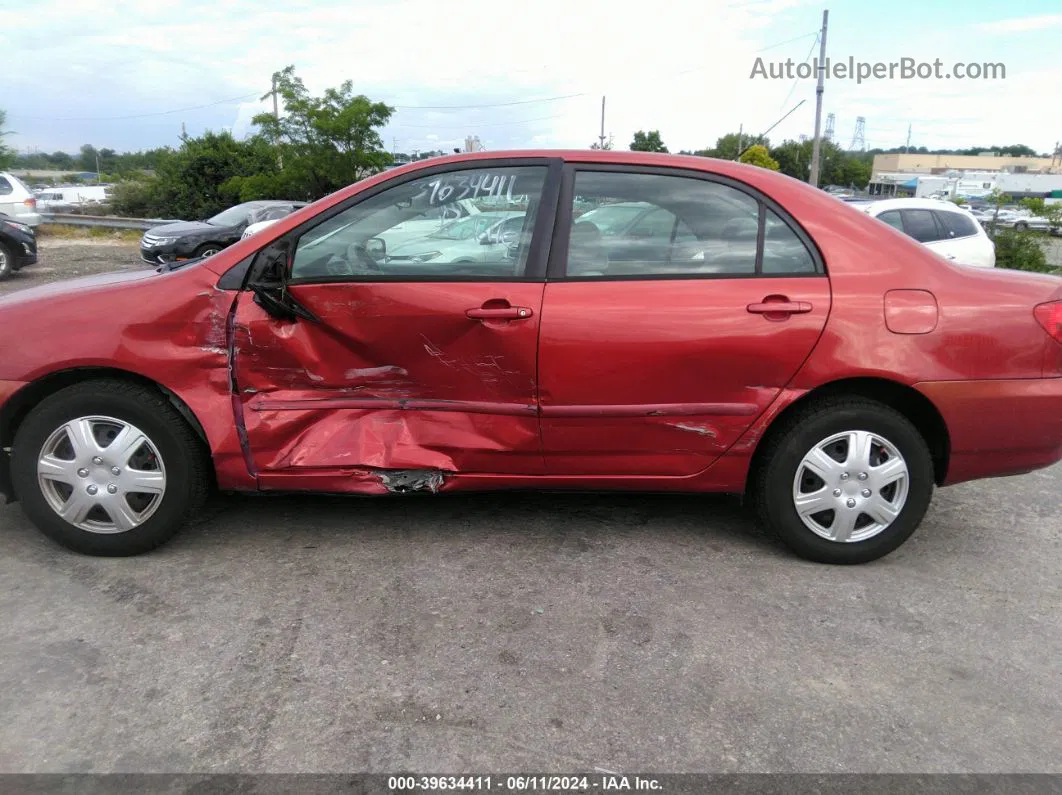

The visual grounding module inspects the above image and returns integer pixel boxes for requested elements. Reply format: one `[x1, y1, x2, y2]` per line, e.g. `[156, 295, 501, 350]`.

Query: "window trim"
[244, 157, 563, 288]
[547, 163, 825, 281]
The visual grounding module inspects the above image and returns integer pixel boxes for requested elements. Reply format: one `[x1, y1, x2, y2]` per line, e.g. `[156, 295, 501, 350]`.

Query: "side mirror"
[366, 237, 386, 260]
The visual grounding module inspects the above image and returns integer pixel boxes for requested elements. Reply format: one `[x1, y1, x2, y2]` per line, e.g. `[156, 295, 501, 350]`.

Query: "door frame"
[233, 157, 566, 290]
[545, 162, 827, 281]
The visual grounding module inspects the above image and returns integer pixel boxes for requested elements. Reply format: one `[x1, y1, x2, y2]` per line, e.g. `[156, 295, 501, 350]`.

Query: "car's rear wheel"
[0, 242, 13, 280]
[752, 397, 934, 564]
[11, 380, 210, 556]
[1014, 221, 1028, 231]
[194, 244, 222, 258]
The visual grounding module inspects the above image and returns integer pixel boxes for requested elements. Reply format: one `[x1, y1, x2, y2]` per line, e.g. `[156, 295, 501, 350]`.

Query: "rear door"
[231, 160, 558, 488]
[537, 165, 830, 476]
[899, 209, 952, 259]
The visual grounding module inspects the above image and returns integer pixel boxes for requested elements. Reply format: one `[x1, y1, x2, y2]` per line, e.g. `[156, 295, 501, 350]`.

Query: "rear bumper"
[918, 377, 1062, 485]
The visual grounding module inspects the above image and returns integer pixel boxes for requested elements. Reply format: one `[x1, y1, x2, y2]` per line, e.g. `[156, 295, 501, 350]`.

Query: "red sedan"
[1, 150, 1060, 563]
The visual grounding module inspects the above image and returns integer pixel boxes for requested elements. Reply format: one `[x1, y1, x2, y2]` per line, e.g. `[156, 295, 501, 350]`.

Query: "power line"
[780, 32, 820, 111]
[390, 113, 565, 130]
[393, 93, 586, 110]
[11, 92, 260, 122]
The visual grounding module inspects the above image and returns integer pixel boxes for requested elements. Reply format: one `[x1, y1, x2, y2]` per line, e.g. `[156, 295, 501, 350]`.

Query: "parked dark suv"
[0, 213, 38, 280]
[140, 200, 307, 265]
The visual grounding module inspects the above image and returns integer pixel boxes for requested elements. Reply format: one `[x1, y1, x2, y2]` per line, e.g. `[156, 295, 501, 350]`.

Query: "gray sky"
[3, 0, 1061, 156]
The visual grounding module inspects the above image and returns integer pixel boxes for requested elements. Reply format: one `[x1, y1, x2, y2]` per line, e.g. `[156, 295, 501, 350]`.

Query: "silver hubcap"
[200, 249, 219, 257]
[37, 416, 167, 534]
[792, 430, 909, 543]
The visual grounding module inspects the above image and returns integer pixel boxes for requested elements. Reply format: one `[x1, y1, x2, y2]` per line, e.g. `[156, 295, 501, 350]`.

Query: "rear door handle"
[747, 300, 812, 315]
[466, 306, 533, 320]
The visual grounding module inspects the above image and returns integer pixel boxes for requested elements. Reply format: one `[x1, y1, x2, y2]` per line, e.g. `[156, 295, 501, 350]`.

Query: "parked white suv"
[858, 198, 995, 268]
[0, 172, 42, 227]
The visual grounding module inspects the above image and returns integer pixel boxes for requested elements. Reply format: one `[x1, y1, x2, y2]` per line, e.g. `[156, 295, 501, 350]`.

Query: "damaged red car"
[2, 150, 1061, 563]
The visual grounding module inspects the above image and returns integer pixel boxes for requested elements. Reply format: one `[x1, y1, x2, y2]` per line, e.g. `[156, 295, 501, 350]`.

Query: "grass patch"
[37, 224, 143, 243]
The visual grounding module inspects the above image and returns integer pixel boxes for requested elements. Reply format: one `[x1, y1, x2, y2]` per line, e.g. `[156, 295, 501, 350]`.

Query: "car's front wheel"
[0, 242, 14, 280]
[752, 397, 934, 564]
[11, 380, 210, 556]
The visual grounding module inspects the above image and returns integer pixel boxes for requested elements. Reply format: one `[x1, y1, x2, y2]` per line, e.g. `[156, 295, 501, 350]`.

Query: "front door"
[231, 162, 555, 490]
[538, 166, 830, 476]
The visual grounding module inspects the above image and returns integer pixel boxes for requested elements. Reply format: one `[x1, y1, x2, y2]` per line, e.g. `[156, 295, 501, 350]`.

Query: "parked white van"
[0, 172, 42, 227]
[35, 185, 112, 210]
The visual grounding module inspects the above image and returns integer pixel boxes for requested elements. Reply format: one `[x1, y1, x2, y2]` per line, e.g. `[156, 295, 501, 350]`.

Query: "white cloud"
[976, 14, 1062, 33]
[3, 0, 1058, 156]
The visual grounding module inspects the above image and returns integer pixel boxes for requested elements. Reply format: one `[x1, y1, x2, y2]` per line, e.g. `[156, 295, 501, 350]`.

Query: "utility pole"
[808, 9, 829, 187]
[736, 123, 743, 160]
[261, 73, 284, 169]
[904, 123, 912, 154]
[598, 96, 607, 149]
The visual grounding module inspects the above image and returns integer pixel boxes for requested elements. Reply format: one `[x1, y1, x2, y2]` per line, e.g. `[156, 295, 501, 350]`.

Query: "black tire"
[752, 397, 934, 564]
[1014, 222, 1028, 231]
[0, 241, 13, 280]
[11, 380, 210, 556]
[194, 243, 223, 259]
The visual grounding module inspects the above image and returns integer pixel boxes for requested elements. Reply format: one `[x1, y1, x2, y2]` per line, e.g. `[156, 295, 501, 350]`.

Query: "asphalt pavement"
[1, 465, 1060, 773]
[1, 238, 1060, 774]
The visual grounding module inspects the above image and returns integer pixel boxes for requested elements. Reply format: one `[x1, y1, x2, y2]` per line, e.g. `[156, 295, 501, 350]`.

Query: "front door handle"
[747, 298, 812, 316]
[466, 306, 534, 320]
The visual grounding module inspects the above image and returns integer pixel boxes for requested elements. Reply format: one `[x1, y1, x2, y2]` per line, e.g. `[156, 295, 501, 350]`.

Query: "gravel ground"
[0, 238, 146, 297]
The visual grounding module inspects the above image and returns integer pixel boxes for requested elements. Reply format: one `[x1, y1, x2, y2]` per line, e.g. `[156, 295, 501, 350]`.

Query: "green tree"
[1021, 197, 1062, 234]
[993, 228, 1053, 273]
[630, 130, 668, 153]
[738, 144, 780, 171]
[112, 131, 280, 219]
[79, 144, 99, 173]
[0, 109, 14, 170]
[252, 65, 394, 199]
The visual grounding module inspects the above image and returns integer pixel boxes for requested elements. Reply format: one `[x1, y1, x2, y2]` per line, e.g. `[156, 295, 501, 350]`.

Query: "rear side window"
[876, 210, 904, 231]
[936, 210, 978, 238]
[0, 177, 12, 196]
[564, 170, 819, 278]
[900, 209, 944, 243]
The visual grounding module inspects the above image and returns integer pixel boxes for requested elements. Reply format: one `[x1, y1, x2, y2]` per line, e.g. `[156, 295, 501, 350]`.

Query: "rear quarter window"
[936, 210, 979, 238]
[0, 177, 12, 196]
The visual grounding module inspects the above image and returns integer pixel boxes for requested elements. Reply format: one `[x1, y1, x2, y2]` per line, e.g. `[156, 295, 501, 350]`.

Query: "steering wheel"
[344, 241, 383, 273]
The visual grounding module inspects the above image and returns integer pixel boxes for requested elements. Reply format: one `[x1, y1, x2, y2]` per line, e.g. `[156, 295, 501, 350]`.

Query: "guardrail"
[40, 213, 179, 231]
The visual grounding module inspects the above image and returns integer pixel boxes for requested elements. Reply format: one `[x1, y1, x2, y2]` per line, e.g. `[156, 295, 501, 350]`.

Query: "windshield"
[207, 204, 256, 226]
[577, 204, 646, 236]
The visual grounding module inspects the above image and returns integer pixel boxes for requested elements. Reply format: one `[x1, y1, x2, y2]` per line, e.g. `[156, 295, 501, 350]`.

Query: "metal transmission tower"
[824, 113, 835, 142]
[849, 116, 866, 151]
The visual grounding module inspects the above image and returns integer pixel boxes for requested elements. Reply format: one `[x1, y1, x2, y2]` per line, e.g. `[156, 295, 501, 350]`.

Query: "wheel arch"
[1, 367, 212, 474]
[746, 377, 951, 495]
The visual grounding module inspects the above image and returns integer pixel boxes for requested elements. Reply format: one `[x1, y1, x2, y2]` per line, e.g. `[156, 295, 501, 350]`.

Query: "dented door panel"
[231, 282, 545, 484]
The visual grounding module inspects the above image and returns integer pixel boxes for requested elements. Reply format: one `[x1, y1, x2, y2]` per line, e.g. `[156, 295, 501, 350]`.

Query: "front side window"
[290, 166, 546, 281]
[208, 204, 256, 227]
[564, 170, 817, 278]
